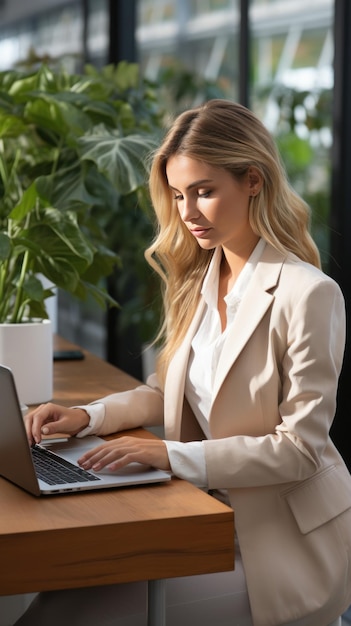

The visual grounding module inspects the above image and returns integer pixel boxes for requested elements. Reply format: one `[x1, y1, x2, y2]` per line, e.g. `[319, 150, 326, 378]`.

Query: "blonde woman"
[16, 100, 351, 626]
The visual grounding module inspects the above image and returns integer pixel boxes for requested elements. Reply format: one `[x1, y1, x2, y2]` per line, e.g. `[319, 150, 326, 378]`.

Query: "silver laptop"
[0, 364, 170, 496]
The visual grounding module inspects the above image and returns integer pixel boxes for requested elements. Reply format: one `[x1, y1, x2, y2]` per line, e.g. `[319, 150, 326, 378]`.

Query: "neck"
[221, 235, 260, 284]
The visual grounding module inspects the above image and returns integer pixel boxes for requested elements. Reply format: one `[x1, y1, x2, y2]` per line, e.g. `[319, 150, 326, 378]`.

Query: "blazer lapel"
[212, 244, 286, 400]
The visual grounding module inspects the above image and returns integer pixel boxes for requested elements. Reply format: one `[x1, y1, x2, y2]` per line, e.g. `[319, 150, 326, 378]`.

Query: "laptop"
[0, 364, 170, 496]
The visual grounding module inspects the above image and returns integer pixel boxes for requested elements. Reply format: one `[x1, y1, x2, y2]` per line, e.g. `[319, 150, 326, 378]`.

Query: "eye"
[173, 193, 183, 201]
[198, 189, 211, 198]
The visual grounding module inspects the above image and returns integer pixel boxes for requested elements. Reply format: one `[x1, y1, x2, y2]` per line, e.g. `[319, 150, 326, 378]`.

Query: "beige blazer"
[94, 243, 351, 626]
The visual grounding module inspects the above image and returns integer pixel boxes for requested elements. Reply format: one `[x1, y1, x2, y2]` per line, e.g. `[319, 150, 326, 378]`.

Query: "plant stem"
[0, 144, 8, 189]
[51, 142, 62, 177]
[11, 249, 30, 323]
[0, 259, 10, 321]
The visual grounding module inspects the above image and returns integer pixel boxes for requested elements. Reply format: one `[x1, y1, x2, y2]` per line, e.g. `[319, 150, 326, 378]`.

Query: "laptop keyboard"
[31, 444, 101, 486]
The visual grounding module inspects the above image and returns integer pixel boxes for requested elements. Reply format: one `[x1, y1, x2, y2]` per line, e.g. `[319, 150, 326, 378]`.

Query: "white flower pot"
[0, 319, 53, 405]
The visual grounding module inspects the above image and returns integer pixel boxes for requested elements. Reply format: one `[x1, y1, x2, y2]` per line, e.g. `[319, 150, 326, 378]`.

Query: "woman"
[17, 100, 351, 626]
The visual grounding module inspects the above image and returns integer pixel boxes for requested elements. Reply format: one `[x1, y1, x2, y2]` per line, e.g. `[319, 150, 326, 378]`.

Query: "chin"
[195, 239, 217, 250]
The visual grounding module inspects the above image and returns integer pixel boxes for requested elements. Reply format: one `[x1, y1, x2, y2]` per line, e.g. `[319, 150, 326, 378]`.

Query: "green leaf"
[0, 112, 26, 137]
[105, 61, 140, 91]
[79, 129, 157, 194]
[82, 245, 120, 284]
[24, 98, 66, 135]
[8, 65, 58, 98]
[9, 182, 38, 220]
[117, 61, 140, 89]
[84, 166, 120, 212]
[24, 93, 91, 137]
[31, 208, 95, 265]
[8, 72, 45, 97]
[46, 94, 92, 134]
[10, 234, 44, 258]
[36, 168, 100, 211]
[27, 299, 50, 320]
[34, 255, 81, 293]
[80, 280, 120, 309]
[22, 274, 45, 302]
[0, 90, 14, 110]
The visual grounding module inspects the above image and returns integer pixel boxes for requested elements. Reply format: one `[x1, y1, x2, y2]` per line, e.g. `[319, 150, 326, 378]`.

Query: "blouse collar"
[201, 238, 266, 310]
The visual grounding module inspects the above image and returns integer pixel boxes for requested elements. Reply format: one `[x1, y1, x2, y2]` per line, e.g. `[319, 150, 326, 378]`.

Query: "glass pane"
[85, 0, 109, 67]
[136, 0, 240, 112]
[250, 0, 334, 267]
[0, 2, 84, 71]
[189, 0, 234, 16]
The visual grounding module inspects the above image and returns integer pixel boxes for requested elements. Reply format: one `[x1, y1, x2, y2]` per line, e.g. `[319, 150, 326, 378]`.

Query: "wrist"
[72, 408, 90, 433]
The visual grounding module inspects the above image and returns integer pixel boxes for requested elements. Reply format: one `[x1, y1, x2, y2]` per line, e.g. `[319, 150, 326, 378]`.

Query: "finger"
[79, 446, 127, 470]
[78, 438, 140, 470]
[24, 409, 36, 446]
[24, 404, 50, 444]
[78, 443, 110, 465]
[28, 404, 66, 444]
[31, 406, 59, 443]
[78, 438, 130, 464]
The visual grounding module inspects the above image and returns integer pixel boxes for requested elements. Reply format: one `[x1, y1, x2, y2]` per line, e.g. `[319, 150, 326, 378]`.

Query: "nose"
[178, 195, 199, 222]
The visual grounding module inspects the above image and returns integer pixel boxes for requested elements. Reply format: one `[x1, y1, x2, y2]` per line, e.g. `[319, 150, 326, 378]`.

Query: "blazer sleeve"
[85, 373, 165, 436]
[203, 275, 346, 490]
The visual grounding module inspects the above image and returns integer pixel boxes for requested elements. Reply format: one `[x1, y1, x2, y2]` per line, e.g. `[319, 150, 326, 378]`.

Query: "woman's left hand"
[78, 436, 171, 473]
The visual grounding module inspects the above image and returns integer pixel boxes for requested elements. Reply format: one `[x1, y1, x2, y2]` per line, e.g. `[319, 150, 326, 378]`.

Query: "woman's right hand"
[24, 403, 90, 446]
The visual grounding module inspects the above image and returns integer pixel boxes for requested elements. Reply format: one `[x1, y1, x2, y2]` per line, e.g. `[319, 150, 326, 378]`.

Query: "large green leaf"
[30, 208, 95, 265]
[24, 98, 66, 135]
[34, 254, 81, 293]
[24, 94, 92, 137]
[6, 66, 56, 97]
[8, 72, 45, 97]
[36, 168, 100, 210]
[8, 234, 45, 259]
[52, 90, 118, 125]
[82, 244, 120, 284]
[79, 128, 157, 194]
[84, 165, 121, 213]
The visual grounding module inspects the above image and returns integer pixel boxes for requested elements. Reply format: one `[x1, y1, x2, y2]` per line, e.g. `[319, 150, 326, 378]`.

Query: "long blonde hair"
[145, 99, 321, 381]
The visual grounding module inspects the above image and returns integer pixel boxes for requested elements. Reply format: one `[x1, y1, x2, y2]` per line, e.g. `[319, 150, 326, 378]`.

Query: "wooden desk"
[0, 337, 234, 625]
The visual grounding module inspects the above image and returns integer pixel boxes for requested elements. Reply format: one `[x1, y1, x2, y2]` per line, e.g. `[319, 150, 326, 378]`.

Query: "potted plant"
[0, 62, 161, 403]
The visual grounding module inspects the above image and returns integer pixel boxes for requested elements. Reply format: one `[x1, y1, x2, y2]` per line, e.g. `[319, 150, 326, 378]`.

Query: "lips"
[190, 228, 211, 238]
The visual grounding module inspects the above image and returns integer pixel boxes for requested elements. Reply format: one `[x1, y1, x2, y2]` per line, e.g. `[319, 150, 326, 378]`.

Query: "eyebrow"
[168, 178, 213, 192]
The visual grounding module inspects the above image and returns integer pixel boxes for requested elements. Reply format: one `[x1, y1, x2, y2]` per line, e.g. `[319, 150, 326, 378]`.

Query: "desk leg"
[147, 579, 166, 626]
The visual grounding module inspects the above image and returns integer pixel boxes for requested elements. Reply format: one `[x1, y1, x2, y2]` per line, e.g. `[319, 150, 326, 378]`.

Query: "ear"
[248, 167, 263, 196]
